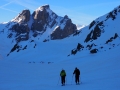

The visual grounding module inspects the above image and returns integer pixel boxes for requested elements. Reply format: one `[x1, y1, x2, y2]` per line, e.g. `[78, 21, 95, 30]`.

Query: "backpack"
[60, 70, 66, 76]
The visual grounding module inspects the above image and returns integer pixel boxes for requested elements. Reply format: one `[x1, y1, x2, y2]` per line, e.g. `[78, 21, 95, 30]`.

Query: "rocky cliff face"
[7, 10, 30, 43]
[6, 5, 77, 43]
[31, 5, 49, 32]
[51, 16, 76, 39]
[13, 9, 31, 23]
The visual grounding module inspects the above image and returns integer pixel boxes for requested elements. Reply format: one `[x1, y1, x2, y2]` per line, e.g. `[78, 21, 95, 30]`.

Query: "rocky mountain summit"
[6, 5, 77, 43]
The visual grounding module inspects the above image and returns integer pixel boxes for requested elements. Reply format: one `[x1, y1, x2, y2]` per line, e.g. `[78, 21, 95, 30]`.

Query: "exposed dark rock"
[51, 19, 77, 39]
[17, 49, 20, 52]
[77, 43, 84, 51]
[50, 26, 61, 39]
[64, 15, 68, 19]
[105, 33, 119, 44]
[32, 32, 39, 37]
[92, 25, 101, 40]
[114, 33, 118, 39]
[7, 33, 13, 38]
[9, 23, 29, 42]
[23, 45, 27, 50]
[85, 23, 102, 43]
[30, 40, 34, 42]
[10, 44, 20, 53]
[7, 54, 9, 56]
[16, 32, 29, 43]
[105, 38, 113, 44]
[43, 39, 49, 42]
[106, 8, 118, 20]
[90, 49, 98, 53]
[73, 30, 81, 36]
[71, 43, 84, 55]
[10, 24, 29, 33]
[0, 29, 4, 33]
[34, 44, 36, 48]
[31, 5, 49, 31]
[84, 30, 93, 42]
[89, 20, 96, 29]
[86, 43, 97, 50]
[14, 9, 30, 23]
[71, 49, 77, 55]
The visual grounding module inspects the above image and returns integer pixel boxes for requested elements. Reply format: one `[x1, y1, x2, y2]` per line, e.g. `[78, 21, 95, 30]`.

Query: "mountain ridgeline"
[0, 5, 120, 59]
[70, 5, 120, 55]
[7, 5, 77, 42]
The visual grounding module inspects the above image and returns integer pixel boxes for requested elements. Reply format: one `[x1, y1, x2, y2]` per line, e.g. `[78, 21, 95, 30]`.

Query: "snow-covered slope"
[76, 24, 86, 30]
[0, 41, 120, 90]
[0, 5, 120, 90]
[69, 5, 120, 56]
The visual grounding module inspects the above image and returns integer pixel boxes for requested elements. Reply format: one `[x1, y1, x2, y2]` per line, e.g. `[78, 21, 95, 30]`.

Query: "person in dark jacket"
[60, 69, 66, 86]
[73, 67, 80, 84]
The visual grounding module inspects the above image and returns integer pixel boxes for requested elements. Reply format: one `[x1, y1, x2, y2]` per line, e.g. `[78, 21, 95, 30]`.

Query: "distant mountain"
[76, 24, 86, 30]
[0, 5, 120, 61]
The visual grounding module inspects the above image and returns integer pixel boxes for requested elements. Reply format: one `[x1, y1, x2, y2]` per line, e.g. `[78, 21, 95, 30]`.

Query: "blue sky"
[0, 0, 120, 25]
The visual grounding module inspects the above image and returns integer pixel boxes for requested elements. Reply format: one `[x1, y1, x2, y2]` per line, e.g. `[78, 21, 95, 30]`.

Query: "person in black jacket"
[73, 67, 80, 84]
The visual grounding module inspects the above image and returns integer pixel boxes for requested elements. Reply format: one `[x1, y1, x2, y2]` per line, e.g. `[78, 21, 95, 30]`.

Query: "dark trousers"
[61, 76, 65, 85]
[75, 75, 79, 84]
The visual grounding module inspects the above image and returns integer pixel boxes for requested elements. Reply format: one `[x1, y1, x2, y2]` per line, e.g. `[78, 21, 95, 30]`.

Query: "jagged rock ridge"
[6, 5, 76, 43]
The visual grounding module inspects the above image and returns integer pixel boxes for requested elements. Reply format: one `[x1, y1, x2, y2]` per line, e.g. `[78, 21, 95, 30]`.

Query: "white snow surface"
[0, 5, 120, 90]
[76, 24, 86, 30]
[0, 43, 120, 90]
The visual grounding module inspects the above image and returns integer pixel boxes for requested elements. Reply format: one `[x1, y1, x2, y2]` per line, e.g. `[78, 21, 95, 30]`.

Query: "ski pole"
[80, 76, 82, 84]
[57, 76, 60, 85]
[71, 74, 74, 85]
[66, 76, 67, 85]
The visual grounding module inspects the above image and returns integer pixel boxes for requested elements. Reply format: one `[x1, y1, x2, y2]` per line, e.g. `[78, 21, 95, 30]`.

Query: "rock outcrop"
[51, 19, 76, 39]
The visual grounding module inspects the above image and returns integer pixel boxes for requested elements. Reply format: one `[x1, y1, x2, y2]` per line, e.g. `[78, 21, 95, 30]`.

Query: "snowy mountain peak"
[1, 5, 77, 43]
[36, 4, 50, 11]
[12, 9, 30, 23]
